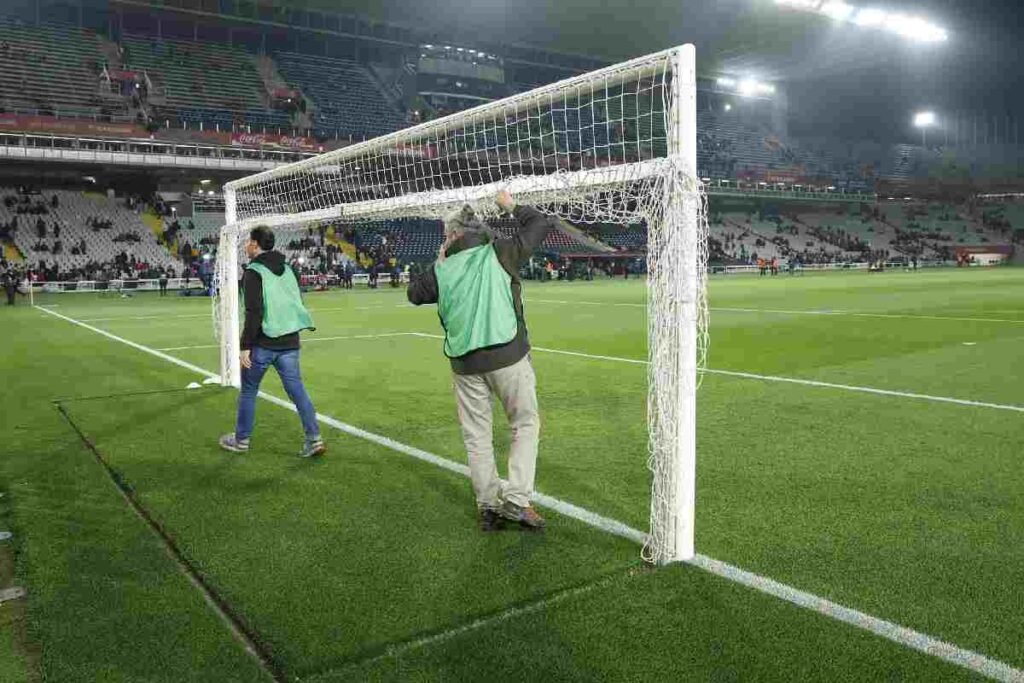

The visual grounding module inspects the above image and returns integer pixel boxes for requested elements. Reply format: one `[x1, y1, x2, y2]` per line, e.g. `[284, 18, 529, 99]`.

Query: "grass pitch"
[1, 267, 1022, 681]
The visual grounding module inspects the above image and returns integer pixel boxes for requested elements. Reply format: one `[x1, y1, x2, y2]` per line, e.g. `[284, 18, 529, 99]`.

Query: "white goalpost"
[214, 44, 709, 564]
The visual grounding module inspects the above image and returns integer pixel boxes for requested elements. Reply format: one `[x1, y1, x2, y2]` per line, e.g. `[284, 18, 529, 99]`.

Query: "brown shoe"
[499, 502, 546, 530]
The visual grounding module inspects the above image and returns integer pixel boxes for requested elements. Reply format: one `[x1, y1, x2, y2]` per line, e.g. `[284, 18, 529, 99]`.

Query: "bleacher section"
[275, 53, 406, 139]
[487, 218, 605, 255]
[122, 36, 292, 131]
[590, 224, 648, 251]
[1, 190, 178, 278]
[0, 18, 117, 120]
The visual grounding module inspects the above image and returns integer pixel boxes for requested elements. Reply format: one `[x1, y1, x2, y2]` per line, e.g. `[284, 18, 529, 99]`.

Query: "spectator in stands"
[407, 192, 554, 532]
[220, 225, 325, 458]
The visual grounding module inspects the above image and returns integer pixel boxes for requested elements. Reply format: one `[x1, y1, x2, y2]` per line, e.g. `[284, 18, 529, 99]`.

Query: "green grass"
[1, 267, 1022, 680]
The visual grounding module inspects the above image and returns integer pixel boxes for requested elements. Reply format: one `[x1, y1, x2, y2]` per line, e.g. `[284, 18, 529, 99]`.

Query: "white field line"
[528, 299, 1024, 324]
[407, 333, 1024, 414]
[74, 303, 415, 323]
[33, 304, 1024, 682]
[712, 307, 1024, 324]
[78, 313, 213, 323]
[156, 332, 415, 352]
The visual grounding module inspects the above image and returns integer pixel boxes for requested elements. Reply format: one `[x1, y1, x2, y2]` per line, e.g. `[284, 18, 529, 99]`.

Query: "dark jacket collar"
[444, 232, 489, 259]
[252, 250, 287, 275]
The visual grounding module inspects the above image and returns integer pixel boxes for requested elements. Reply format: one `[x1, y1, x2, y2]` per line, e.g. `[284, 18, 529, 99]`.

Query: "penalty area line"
[155, 332, 417, 352]
[32, 305, 1024, 682]
[406, 333, 1024, 414]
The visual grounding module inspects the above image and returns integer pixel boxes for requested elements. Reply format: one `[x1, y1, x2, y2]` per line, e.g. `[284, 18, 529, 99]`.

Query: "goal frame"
[217, 44, 700, 563]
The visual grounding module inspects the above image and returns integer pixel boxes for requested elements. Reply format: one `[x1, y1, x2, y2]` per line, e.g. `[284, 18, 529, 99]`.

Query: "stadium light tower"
[914, 111, 936, 146]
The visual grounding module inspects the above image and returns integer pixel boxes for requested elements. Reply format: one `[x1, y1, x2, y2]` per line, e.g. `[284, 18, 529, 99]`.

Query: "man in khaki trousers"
[407, 191, 554, 531]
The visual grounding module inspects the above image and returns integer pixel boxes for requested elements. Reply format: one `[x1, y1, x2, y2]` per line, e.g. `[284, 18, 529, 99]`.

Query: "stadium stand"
[121, 35, 292, 131]
[1, 188, 178, 280]
[274, 52, 407, 139]
[0, 17, 119, 120]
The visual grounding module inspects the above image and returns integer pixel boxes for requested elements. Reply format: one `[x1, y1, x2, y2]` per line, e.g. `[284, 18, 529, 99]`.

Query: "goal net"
[214, 44, 708, 564]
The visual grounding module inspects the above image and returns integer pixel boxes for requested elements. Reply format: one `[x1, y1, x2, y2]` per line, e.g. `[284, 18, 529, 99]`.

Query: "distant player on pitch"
[407, 191, 554, 532]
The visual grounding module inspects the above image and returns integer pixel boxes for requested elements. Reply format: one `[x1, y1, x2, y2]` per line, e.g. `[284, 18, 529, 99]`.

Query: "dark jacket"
[407, 205, 555, 375]
[241, 250, 302, 351]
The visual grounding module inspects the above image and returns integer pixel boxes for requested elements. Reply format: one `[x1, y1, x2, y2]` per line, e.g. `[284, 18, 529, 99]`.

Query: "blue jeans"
[235, 345, 320, 442]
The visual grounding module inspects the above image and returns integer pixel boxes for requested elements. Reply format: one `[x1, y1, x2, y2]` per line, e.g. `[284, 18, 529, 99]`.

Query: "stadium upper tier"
[274, 53, 406, 140]
[0, 18, 121, 121]
[1, 18, 1021, 187]
[120, 35, 292, 131]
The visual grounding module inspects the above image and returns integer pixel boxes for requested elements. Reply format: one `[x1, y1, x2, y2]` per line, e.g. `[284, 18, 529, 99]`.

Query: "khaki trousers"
[452, 355, 539, 509]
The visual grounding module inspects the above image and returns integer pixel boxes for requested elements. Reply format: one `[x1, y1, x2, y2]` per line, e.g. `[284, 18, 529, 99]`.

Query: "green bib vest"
[246, 261, 315, 338]
[435, 244, 518, 358]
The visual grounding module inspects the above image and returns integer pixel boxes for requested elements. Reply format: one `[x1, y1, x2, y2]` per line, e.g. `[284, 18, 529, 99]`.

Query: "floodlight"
[820, 2, 854, 21]
[888, 15, 948, 42]
[853, 8, 887, 27]
[914, 111, 936, 127]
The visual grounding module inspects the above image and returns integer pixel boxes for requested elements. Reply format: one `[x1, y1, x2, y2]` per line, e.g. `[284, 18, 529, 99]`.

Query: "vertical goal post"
[215, 44, 708, 563]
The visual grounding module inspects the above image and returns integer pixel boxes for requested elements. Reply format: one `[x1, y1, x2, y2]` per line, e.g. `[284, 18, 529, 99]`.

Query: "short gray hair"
[443, 204, 486, 237]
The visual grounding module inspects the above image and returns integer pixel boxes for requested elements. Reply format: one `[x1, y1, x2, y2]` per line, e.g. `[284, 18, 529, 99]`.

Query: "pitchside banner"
[230, 132, 323, 152]
[0, 114, 146, 138]
[0, 114, 335, 152]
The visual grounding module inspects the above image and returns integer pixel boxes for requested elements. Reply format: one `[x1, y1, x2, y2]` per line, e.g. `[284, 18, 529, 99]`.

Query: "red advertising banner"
[0, 113, 347, 153]
[0, 114, 146, 138]
[230, 132, 323, 152]
[764, 167, 805, 184]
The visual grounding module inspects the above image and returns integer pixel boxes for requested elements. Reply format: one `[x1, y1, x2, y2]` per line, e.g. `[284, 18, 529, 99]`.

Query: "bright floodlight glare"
[914, 111, 936, 127]
[853, 7, 888, 27]
[738, 79, 759, 96]
[717, 77, 736, 88]
[199, 178, 211, 185]
[820, 1, 854, 21]
[774, 0, 821, 9]
[724, 103, 732, 112]
[888, 14, 948, 42]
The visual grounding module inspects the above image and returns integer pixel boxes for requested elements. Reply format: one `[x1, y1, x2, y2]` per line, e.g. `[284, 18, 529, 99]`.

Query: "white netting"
[215, 45, 708, 564]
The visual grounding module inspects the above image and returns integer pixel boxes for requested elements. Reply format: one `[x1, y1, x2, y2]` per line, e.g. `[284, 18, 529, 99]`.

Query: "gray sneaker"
[298, 438, 326, 458]
[498, 502, 546, 529]
[219, 434, 250, 453]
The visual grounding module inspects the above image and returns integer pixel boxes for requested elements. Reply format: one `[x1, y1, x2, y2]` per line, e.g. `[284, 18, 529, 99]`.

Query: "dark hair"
[249, 225, 275, 251]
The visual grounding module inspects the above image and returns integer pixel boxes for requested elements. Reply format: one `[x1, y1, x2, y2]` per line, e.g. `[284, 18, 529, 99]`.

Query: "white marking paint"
[34, 305, 1024, 681]
[528, 298, 1024, 324]
[78, 313, 213, 323]
[407, 333, 1024, 414]
[0, 587, 26, 603]
[156, 332, 414, 352]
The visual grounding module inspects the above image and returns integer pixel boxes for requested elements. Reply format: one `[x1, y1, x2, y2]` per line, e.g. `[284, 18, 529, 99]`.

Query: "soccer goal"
[214, 44, 708, 564]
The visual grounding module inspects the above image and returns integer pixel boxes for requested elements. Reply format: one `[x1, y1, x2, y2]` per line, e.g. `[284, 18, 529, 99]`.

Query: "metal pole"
[667, 44, 698, 563]
[221, 187, 241, 388]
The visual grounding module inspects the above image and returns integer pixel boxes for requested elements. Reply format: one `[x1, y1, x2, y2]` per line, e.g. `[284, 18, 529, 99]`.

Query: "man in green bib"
[220, 225, 325, 458]
[408, 191, 555, 531]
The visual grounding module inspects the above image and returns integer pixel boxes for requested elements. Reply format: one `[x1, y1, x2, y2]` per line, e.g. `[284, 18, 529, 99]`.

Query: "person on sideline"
[220, 226, 325, 458]
[407, 191, 554, 532]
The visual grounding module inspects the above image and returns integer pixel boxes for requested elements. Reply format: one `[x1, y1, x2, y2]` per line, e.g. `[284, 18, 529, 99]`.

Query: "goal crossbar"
[220, 160, 672, 236]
